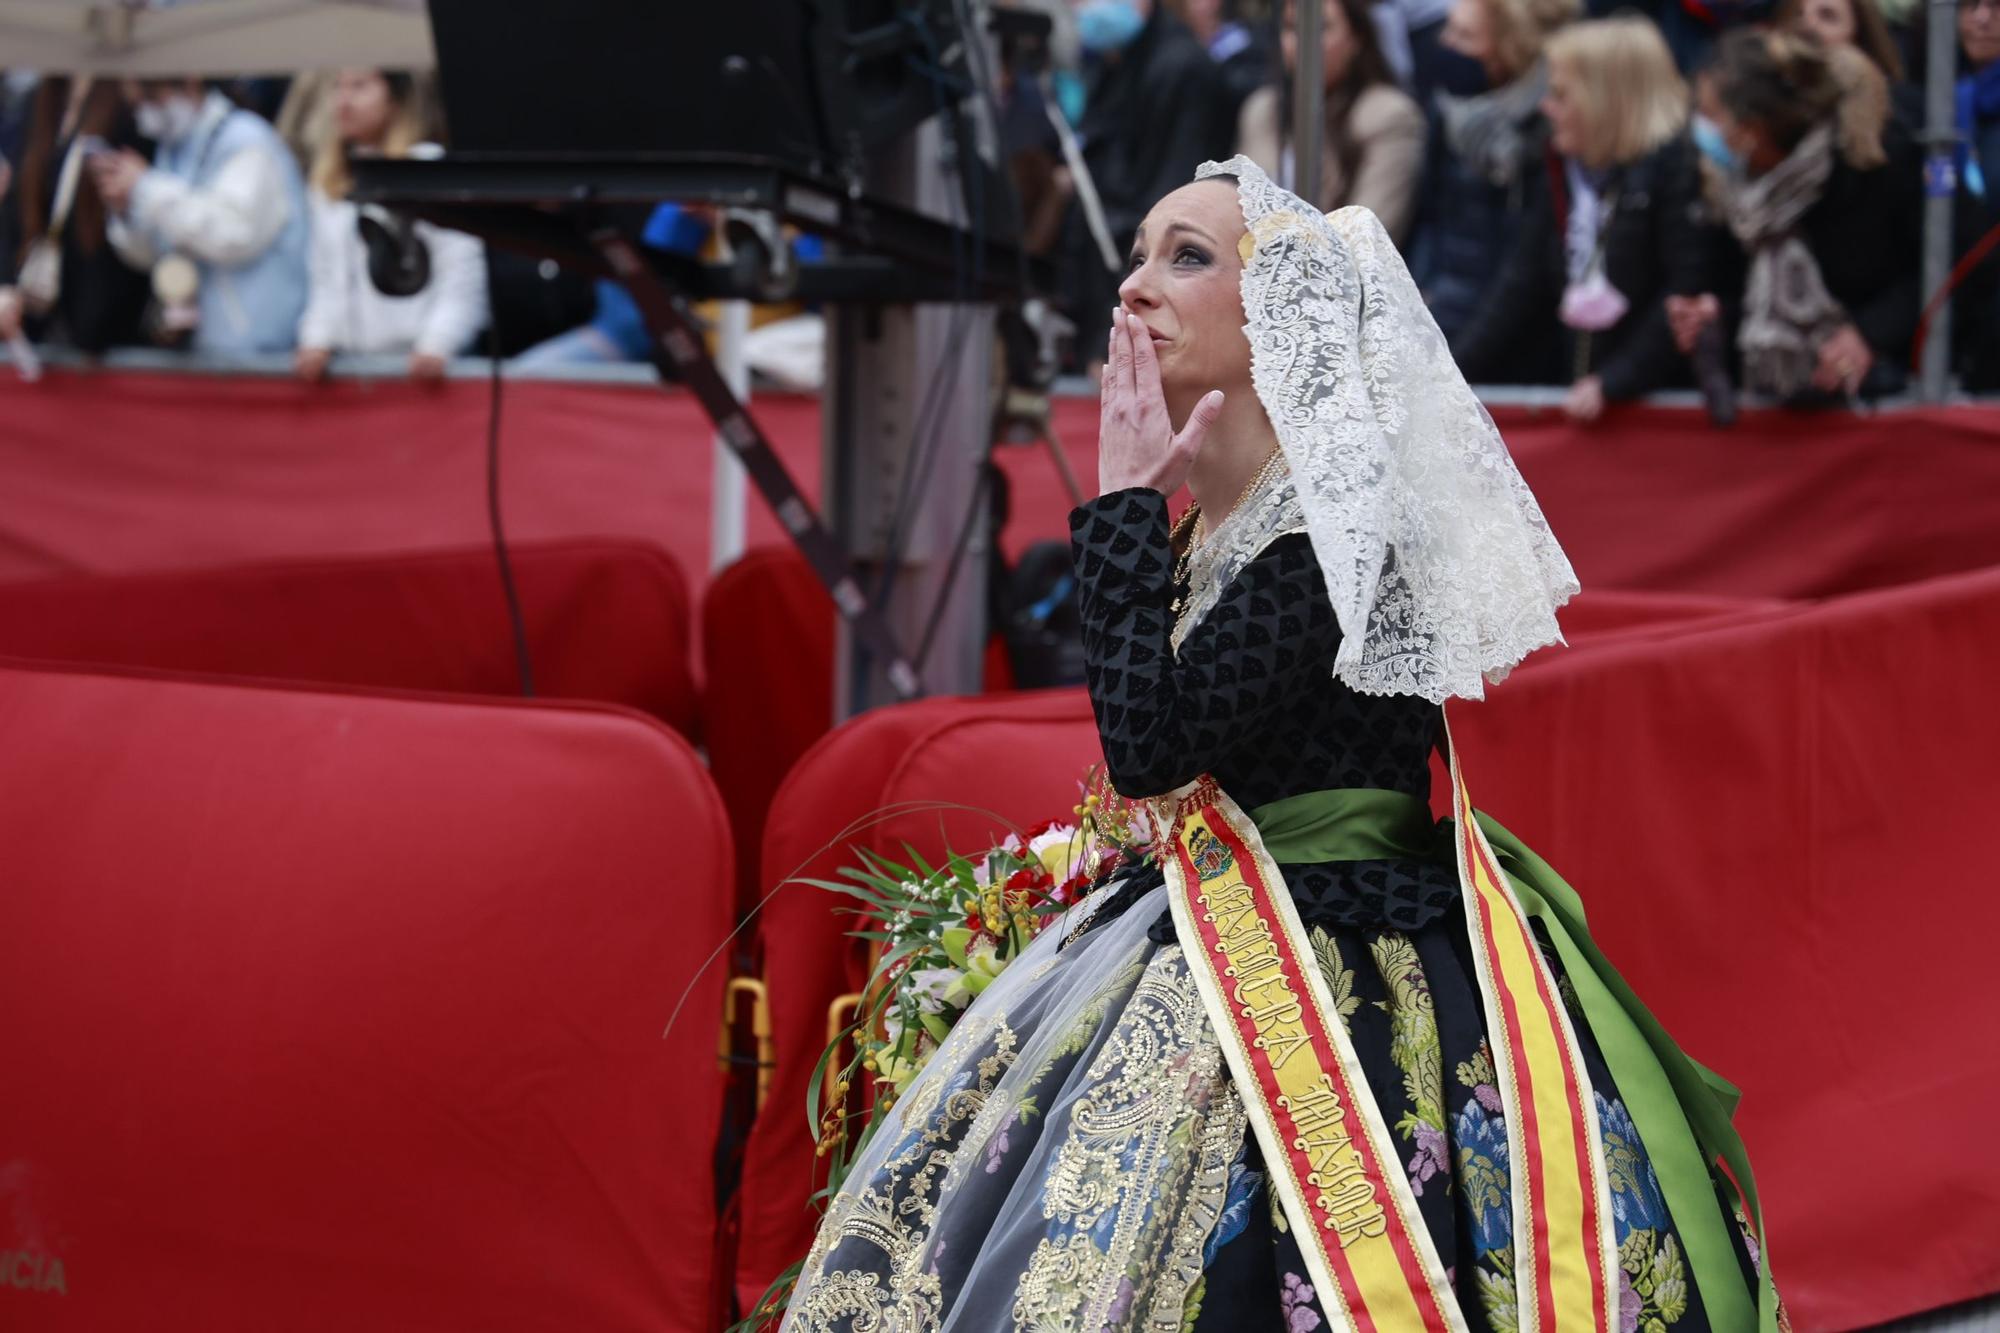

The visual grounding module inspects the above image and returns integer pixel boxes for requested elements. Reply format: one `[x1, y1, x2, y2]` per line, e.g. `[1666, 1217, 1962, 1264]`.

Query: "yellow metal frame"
[718, 976, 774, 1113]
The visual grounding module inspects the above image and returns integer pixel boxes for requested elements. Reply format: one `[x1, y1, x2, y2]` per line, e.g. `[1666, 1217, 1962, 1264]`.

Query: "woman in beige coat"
[1236, 0, 1426, 244]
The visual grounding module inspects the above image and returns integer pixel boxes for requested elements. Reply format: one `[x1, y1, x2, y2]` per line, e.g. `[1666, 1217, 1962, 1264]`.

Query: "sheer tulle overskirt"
[782, 885, 1244, 1333]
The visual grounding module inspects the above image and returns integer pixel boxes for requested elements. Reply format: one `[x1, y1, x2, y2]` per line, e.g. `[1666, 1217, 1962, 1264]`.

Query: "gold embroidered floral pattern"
[1368, 935, 1450, 1195]
[789, 1013, 1020, 1333]
[1014, 947, 1244, 1333]
[788, 914, 1244, 1333]
[1306, 925, 1360, 1022]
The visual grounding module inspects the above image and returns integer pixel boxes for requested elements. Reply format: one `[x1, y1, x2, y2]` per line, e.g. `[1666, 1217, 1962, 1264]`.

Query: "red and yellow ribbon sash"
[1161, 711, 1618, 1332]
[1164, 776, 1465, 1333]
[1445, 713, 1619, 1333]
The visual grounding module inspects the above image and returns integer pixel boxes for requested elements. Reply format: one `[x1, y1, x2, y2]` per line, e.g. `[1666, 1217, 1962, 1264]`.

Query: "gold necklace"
[1170, 447, 1285, 616]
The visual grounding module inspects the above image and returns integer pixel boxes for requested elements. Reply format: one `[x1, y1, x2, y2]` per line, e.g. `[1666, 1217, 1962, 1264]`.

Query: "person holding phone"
[92, 77, 308, 355]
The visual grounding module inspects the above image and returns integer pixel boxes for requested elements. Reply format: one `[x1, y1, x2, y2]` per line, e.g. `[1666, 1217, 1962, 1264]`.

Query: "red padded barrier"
[703, 547, 836, 918]
[0, 540, 699, 735]
[1446, 567, 2000, 1331]
[1542, 588, 1792, 646]
[4, 371, 1999, 605]
[0, 665, 733, 1332]
[734, 689, 1096, 1312]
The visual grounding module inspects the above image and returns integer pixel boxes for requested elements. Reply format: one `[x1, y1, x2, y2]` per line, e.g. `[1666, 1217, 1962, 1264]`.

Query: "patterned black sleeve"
[1069, 488, 1342, 798]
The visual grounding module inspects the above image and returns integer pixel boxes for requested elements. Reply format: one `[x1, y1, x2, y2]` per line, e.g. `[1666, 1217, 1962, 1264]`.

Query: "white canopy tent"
[0, 0, 433, 75]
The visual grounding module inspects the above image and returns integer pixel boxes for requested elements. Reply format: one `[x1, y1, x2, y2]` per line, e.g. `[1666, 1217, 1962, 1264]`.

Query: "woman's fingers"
[1107, 309, 1135, 400]
[1166, 390, 1225, 481]
[1129, 310, 1163, 403]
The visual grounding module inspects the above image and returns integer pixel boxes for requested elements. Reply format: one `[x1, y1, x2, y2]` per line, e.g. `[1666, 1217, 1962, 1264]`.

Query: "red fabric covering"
[738, 566, 2000, 1328]
[1493, 403, 2000, 599]
[703, 547, 837, 916]
[1447, 567, 2000, 1330]
[0, 665, 734, 1332]
[735, 689, 1097, 1312]
[0, 540, 698, 734]
[1540, 588, 1791, 646]
[5, 371, 1999, 606]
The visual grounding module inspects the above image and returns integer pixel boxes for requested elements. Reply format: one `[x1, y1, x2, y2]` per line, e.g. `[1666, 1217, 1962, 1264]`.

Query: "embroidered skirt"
[781, 881, 1748, 1333]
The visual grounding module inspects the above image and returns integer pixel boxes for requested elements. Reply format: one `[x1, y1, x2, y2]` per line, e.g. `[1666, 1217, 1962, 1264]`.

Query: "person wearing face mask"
[89, 77, 308, 355]
[1236, 0, 1427, 244]
[1452, 15, 1706, 420]
[1669, 31, 1920, 402]
[1061, 0, 1231, 369]
[1407, 0, 1579, 345]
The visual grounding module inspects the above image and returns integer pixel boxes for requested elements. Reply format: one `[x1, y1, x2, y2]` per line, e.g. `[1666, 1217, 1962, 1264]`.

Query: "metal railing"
[7, 344, 1997, 409]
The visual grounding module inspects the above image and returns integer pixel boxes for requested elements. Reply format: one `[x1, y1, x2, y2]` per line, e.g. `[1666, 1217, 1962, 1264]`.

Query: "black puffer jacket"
[1452, 135, 1710, 399]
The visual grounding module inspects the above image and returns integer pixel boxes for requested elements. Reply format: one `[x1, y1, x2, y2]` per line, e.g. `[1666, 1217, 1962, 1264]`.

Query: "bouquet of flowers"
[734, 769, 1159, 1333]
[808, 767, 1159, 1153]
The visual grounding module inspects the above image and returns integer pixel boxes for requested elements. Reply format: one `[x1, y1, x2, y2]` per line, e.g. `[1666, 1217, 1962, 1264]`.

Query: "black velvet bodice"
[1069, 488, 1461, 931]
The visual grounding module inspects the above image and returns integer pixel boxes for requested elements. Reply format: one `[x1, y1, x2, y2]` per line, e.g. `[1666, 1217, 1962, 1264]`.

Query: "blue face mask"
[1076, 0, 1146, 54]
[1691, 115, 1741, 175]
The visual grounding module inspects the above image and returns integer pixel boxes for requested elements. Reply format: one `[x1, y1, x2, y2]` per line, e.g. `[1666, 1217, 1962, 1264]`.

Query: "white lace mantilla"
[1196, 156, 1579, 702]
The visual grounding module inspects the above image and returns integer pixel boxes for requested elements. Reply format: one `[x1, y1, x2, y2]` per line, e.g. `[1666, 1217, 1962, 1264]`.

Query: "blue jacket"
[128, 96, 310, 353]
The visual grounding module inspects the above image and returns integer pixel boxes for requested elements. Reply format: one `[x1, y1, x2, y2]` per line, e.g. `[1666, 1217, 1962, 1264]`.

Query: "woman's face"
[332, 69, 396, 148]
[1281, 0, 1359, 90]
[1117, 179, 1253, 410]
[1964, 0, 2000, 67]
[1696, 73, 1777, 176]
[1541, 56, 1585, 160]
[1442, 0, 1501, 79]
[1796, 0, 1858, 49]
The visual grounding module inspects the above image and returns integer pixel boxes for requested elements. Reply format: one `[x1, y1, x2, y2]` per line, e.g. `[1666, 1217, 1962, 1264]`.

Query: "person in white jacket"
[295, 70, 486, 382]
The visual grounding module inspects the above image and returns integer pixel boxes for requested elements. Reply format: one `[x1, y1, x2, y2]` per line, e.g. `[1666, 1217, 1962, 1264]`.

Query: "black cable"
[484, 309, 536, 697]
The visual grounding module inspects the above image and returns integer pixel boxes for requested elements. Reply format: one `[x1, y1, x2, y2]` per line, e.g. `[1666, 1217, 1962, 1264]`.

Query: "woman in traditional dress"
[782, 158, 1780, 1333]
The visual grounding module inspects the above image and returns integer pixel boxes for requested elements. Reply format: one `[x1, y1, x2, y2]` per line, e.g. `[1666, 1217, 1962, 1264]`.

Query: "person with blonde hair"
[294, 69, 486, 382]
[1410, 0, 1578, 341]
[1453, 15, 1706, 419]
[778, 156, 1783, 1333]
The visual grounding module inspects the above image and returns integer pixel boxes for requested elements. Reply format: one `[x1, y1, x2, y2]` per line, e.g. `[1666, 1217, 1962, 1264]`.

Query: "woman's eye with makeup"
[1126, 251, 1146, 273]
[1174, 246, 1209, 267]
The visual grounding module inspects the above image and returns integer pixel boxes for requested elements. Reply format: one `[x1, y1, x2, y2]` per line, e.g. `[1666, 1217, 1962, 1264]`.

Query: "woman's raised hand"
[1096, 308, 1223, 498]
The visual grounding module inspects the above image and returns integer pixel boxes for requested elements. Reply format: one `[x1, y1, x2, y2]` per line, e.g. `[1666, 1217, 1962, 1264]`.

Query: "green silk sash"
[1244, 787, 1780, 1333]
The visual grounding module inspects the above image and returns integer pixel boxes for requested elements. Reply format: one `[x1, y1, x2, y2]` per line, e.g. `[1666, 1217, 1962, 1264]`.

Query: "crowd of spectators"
[2, 0, 1997, 410]
[1041, 0, 1999, 409]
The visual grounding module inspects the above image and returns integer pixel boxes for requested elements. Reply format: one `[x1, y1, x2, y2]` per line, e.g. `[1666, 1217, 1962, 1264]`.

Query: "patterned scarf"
[1437, 63, 1548, 190]
[1714, 124, 1845, 400]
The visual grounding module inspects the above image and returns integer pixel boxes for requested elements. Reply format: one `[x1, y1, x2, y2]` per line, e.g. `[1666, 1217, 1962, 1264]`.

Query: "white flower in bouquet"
[1026, 823, 1087, 885]
[904, 966, 964, 1015]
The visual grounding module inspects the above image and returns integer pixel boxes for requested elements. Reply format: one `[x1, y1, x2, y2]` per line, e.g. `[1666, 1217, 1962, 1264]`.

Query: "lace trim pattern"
[1171, 466, 1309, 652]
[1195, 156, 1579, 702]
